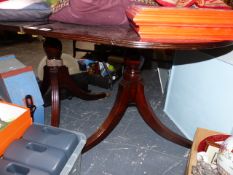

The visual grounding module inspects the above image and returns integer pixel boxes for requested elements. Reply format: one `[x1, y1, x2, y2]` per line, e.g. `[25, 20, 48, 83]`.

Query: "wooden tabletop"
[185, 128, 223, 175]
[0, 21, 232, 50]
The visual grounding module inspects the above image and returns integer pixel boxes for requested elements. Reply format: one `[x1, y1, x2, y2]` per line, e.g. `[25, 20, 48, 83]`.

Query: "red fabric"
[197, 135, 230, 152]
[195, 0, 231, 9]
[155, 0, 196, 7]
[154, 0, 231, 8]
[0, 0, 8, 2]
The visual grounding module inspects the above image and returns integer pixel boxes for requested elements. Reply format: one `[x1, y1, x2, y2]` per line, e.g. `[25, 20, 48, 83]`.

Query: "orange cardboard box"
[0, 101, 32, 156]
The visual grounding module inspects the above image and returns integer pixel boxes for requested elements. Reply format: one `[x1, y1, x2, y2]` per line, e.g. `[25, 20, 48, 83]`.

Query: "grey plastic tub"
[23, 124, 79, 158]
[60, 131, 86, 175]
[3, 139, 67, 175]
[3, 124, 86, 175]
[0, 159, 50, 175]
[47, 125, 87, 175]
[24, 124, 87, 174]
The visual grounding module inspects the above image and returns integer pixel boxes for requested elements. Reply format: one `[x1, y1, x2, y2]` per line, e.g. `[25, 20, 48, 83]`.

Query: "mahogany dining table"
[0, 21, 232, 153]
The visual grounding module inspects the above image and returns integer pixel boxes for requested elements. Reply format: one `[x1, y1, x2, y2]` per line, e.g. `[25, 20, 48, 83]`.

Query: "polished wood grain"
[0, 21, 232, 152]
[0, 21, 232, 50]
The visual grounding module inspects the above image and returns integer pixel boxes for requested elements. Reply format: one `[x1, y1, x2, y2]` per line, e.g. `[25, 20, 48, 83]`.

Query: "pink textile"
[49, 0, 232, 26]
[49, 0, 131, 25]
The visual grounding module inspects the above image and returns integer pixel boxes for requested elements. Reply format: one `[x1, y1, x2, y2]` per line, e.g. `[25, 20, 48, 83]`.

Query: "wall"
[164, 50, 233, 140]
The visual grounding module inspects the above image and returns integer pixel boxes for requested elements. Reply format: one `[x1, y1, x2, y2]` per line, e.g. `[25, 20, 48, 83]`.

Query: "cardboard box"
[185, 128, 223, 175]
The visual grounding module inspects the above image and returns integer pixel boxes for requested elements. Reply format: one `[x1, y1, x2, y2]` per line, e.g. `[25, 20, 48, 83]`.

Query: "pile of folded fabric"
[126, 5, 233, 42]
[0, 0, 51, 21]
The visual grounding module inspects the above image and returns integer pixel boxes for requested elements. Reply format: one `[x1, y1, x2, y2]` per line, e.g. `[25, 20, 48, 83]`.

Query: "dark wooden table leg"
[83, 57, 192, 153]
[41, 37, 107, 127]
[82, 82, 131, 153]
[50, 67, 60, 126]
[58, 66, 107, 100]
[135, 78, 192, 148]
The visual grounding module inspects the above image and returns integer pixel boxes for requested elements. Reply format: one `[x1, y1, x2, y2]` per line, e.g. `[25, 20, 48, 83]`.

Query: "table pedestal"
[83, 58, 192, 153]
[41, 38, 107, 126]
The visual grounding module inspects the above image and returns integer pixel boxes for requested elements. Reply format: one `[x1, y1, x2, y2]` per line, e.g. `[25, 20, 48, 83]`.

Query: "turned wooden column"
[41, 38, 107, 127]
[83, 53, 192, 153]
[41, 37, 63, 126]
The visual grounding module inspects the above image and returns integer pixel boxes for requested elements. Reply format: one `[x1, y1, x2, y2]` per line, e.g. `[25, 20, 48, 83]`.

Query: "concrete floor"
[0, 38, 190, 175]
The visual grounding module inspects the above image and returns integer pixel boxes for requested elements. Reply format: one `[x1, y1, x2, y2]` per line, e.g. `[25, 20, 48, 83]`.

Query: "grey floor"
[0, 38, 190, 175]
